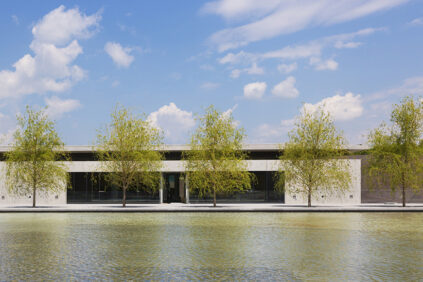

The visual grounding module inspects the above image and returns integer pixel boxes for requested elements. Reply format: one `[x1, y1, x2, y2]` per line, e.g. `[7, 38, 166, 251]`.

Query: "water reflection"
[0, 213, 422, 280]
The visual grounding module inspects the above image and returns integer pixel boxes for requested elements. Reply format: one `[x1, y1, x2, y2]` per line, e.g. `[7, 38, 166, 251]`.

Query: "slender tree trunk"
[402, 183, 406, 207]
[32, 185, 36, 208]
[307, 189, 311, 208]
[402, 172, 406, 207]
[123, 186, 127, 207]
[213, 186, 216, 207]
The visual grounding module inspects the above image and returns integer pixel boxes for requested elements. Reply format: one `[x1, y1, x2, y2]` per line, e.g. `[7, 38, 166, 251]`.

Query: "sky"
[0, 0, 422, 145]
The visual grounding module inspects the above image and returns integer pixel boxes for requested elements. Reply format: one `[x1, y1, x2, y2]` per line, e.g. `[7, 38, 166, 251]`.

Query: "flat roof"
[0, 144, 370, 153]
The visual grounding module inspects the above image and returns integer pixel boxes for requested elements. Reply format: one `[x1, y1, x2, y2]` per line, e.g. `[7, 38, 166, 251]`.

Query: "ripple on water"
[0, 212, 422, 281]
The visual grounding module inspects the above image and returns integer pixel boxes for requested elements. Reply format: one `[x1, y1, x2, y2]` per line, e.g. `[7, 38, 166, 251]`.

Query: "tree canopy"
[95, 105, 163, 207]
[367, 95, 423, 206]
[184, 105, 252, 207]
[277, 107, 352, 207]
[6, 106, 69, 207]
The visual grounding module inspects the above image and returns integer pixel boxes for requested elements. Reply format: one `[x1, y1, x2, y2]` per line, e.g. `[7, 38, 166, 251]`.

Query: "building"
[0, 144, 422, 206]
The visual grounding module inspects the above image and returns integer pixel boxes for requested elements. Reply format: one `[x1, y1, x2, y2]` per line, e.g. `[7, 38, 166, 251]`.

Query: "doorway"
[163, 173, 186, 203]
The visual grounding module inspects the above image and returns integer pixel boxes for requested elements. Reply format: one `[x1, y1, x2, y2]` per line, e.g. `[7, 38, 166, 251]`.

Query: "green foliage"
[277, 107, 352, 207]
[367, 96, 423, 206]
[95, 105, 163, 207]
[6, 106, 69, 207]
[184, 105, 253, 206]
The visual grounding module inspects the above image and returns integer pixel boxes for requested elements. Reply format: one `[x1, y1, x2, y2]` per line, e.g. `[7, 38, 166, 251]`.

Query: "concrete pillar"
[185, 173, 189, 204]
[159, 173, 163, 204]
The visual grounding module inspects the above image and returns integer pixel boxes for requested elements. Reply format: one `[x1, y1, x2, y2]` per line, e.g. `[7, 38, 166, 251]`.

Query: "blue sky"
[0, 0, 422, 145]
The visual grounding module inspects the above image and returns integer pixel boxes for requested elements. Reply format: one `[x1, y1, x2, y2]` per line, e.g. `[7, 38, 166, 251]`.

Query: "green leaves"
[184, 105, 252, 204]
[367, 96, 423, 205]
[95, 105, 164, 206]
[278, 106, 351, 206]
[6, 106, 69, 206]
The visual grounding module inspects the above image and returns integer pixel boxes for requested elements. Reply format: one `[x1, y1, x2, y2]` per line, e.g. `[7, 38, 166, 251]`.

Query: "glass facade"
[189, 171, 284, 203]
[67, 172, 160, 203]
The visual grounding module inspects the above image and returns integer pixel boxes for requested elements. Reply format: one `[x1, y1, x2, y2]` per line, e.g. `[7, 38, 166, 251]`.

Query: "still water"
[0, 213, 422, 281]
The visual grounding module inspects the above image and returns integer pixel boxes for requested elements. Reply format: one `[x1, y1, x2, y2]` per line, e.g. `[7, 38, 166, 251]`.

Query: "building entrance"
[163, 173, 186, 203]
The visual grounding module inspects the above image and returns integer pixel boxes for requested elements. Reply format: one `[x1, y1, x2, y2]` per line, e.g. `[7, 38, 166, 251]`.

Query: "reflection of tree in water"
[0, 213, 422, 280]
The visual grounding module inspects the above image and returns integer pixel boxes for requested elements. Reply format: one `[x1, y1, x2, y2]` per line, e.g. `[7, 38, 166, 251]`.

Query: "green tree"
[6, 106, 69, 207]
[95, 105, 163, 207]
[367, 96, 423, 207]
[277, 107, 352, 207]
[184, 105, 252, 207]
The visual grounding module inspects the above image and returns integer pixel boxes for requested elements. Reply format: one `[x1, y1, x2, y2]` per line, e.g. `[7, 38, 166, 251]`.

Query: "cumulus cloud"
[277, 62, 298, 74]
[243, 82, 267, 99]
[0, 6, 100, 99]
[203, 0, 407, 51]
[104, 42, 134, 68]
[302, 92, 363, 121]
[271, 76, 299, 99]
[45, 96, 81, 118]
[148, 103, 195, 144]
[309, 57, 338, 71]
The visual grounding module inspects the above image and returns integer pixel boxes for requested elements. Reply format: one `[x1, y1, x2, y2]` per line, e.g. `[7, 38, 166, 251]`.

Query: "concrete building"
[0, 144, 421, 206]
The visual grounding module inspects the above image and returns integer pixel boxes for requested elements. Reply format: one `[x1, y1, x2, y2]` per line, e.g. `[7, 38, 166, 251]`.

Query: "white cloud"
[203, 0, 407, 51]
[230, 69, 241, 78]
[302, 92, 363, 121]
[218, 27, 383, 68]
[11, 15, 19, 25]
[32, 5, 100, 46]
[334, 41, 362, 49]
[112, 80, 120, 87]
[243, 82, 267, 99]
[45, 96, 81, 118]
[271, 76, 299, 99]
[245, 62, 264, 75]
[369, 76, 423, 100]
[201, 0, 280, 21]
[148, 103, 195, 144]
[201, 82, 220, 90]
[104, 42, 134, 68]
[309, 57, 338, 71]
[277, 62, 297, 74]
[0, 6, 100, 99]
[252, 118, 294, 143]
[229, 62, 264, 78]
[219, 50, 256, 65]
[408, 18, 423, 26]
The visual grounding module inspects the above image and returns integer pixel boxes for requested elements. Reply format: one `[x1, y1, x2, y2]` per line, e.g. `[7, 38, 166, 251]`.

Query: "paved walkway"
[1, 203, 423, 212]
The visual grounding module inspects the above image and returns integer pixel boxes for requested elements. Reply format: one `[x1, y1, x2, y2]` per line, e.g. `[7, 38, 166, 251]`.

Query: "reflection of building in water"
[1, 144, 421, 206]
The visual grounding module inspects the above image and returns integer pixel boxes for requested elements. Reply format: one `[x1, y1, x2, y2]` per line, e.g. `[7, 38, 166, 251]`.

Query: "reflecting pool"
[0, 213, 422, 280]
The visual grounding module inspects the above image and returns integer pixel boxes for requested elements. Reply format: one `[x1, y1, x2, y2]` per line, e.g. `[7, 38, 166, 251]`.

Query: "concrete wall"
[284, 159, 361, 206]
[0, 159, 362, 206]
[0, 163, 67, 207]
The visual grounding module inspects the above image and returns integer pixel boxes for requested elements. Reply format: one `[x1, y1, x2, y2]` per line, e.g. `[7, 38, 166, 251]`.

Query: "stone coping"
[0, 203, 422, 212]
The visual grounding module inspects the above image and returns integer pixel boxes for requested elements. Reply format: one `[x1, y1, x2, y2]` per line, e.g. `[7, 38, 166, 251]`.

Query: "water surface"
[0, 213, 422, 280]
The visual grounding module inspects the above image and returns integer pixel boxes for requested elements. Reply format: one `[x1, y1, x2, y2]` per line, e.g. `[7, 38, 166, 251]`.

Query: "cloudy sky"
[0, 0, 422, 145]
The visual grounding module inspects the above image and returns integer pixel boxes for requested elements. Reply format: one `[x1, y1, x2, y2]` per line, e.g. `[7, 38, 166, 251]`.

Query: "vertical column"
[185, 173, 189, 204]
[159, 173, 163, 204]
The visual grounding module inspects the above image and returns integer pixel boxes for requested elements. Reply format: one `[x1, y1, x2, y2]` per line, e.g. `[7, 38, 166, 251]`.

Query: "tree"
[367, 96, 423, 207]
[184, 105, 252, 207]
[277, 107, 352, 207]
[95, 105, 163, 207]
[6, 106, 69, 207]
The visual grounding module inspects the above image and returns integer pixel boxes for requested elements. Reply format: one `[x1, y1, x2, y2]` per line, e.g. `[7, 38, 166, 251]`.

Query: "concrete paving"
[1, 203, 423, 212]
